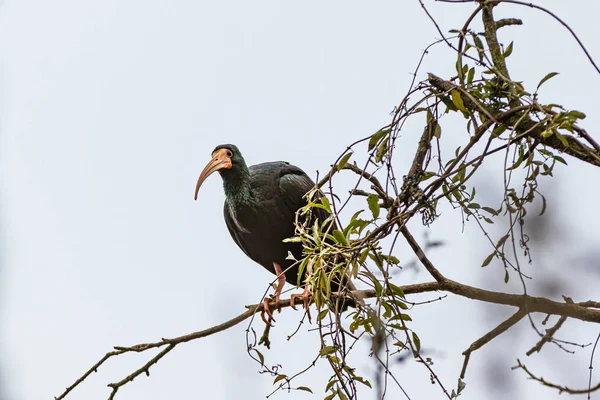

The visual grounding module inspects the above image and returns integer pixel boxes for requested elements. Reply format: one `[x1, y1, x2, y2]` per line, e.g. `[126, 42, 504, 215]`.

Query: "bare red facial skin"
[194, 148, 233, 200]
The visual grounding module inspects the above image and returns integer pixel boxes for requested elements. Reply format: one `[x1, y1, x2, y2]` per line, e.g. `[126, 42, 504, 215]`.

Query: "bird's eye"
[226, 150, 233, 158]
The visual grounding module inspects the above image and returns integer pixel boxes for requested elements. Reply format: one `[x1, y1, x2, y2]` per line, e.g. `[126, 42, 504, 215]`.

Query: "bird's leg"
[290, 284, 312, 323]
[272, 262, 286, 303]
[261, 262, 286, 326]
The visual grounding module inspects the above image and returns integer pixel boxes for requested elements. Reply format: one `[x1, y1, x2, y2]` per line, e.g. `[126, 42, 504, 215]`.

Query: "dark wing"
[223, 202, 252, 259]
[278, 164, 333, 227]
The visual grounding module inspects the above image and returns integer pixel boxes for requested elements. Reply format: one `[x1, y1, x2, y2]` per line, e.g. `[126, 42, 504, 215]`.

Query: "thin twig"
[589, 332, 600, 399]
[513, 359, 600, 395]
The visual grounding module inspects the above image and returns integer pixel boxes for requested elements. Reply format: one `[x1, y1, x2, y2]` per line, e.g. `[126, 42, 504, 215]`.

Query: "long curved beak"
[194, 149, 232, 200]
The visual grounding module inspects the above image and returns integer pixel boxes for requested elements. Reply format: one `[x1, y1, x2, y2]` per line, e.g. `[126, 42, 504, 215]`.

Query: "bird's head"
[194, 144, 248, 200]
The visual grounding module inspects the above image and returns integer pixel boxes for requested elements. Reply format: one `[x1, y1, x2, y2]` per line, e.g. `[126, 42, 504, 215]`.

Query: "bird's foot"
[261, 297, 278, 327]
[261, 262, 287, 326]
[260, 262, 287, 326]
[290, 286, 312, 323]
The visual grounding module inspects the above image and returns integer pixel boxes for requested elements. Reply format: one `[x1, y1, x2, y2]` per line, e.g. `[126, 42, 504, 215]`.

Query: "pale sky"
[1, 1, 600, 400]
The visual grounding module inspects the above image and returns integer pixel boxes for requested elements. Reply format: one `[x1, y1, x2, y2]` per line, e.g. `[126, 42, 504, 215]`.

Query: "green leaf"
[467, 67, 475, 85]
[368, 252, 383, 269]
[337, 152, 353, 171]
[555, 132, 569, 147]
[327, 355, 341, 364]
[541, 129, 554, 138]
[391, 299, 408, 310]
[302, 202, 329, 212]
[282, 236, 302, 243]
[324, 392, 336, 400]
[382, 301, 392, 318]
[492, 124, 507, 138]
[553, 155, 567, 165]
[253, 349, 265, 366]
[412, 332, 421, 353]
[375, 138, 389, 163]
[503, 41, 514, 58]
[368, 129, 389, 151]
[296, 258, 310, 286]
[566, 110, 586, 119]
[496, 234, 509, 249]
[472, 34, 484, 62]
[433, 123, 442, 138]
[320, 196, 332, 213]
[343, 210, 366, 236]
[312, 219, 321, 246]
[296, 386, 313, 393]
[398, 313, 412, 321]
[367, 194, 381, 219]
[451, 90, 467, 112]
[358, 248, 369, 265]
[420, 171, 437, 182]
[481, 206, 498, 216]
[537, 72, 559, 90]
[273, 374, 287, 384]
[325, 380, 338, 392]
[389, 283, 406, 299]
[318, 309, 328, 321]
[332, 230, 349, 246]
[508, 146, 525, 171]
[354, 376, 372, 388]
[439, 94, 457, 112]
[482, 252, 495, 267]
[320, 346, 337, 356]
[382, 254, 400, 265]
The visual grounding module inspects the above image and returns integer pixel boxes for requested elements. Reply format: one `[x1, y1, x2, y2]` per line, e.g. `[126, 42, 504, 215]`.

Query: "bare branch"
[525, 298, 574, 357]
[399, 225, 446, 282]
[495, 18, 522, 29]
[526, 315, 568, 356]
[589, 333, 600, 398]
[57, 278, 600, 399]
[461, 307, 528, 379]
[512, 359, 600, 395]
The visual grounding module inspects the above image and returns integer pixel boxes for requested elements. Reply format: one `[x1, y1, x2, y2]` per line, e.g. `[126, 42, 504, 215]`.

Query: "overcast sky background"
[1, 1, 600, 399]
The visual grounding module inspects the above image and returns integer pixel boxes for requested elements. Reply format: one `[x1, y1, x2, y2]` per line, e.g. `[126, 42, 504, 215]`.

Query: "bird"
[194, 144, 340, 325]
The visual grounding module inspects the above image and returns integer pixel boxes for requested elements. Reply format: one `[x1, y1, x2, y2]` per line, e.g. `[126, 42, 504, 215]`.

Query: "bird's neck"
[222, 169, 251, 207]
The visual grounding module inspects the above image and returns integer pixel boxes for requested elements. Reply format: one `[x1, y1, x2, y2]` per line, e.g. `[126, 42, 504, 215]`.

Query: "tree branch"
[461, 307, 528, 379]
[427, 73, 600, 167]
[495, 18, 522, 29]
[525, 298, 573, 356]
[512, 359, 600, 395]
[56, 278, 600, 399]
